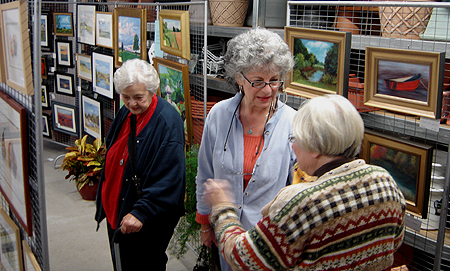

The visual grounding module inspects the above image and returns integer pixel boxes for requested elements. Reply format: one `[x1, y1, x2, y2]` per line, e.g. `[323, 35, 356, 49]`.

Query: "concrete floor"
[43, 140, 197, 271]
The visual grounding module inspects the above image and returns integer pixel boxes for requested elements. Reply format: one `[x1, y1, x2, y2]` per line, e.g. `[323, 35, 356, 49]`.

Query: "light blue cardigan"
[196, 92, 297, 230]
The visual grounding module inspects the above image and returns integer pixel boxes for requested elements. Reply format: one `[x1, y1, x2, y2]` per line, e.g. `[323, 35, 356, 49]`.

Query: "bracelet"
[201, 227, 212, 233]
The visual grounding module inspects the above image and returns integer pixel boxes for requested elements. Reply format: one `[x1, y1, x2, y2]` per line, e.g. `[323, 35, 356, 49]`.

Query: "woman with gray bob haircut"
[293, 94, 364, 159]
[113, 58, 160, 95]
[196, 28, 298, 271]
[224, 27, 294, 91]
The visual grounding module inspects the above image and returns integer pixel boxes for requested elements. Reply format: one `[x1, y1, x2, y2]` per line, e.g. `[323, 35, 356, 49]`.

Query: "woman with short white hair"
[203, 94, 406, 270]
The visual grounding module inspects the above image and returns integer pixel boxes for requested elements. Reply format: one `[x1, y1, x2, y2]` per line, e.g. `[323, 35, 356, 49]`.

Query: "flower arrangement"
[59, 135, 106, 190]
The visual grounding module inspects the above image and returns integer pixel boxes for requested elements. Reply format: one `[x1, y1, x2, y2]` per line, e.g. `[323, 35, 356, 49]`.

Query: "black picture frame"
[55, 40, 73, 68]
[51, 101, 79, 137]
[54, 72, 75, 97]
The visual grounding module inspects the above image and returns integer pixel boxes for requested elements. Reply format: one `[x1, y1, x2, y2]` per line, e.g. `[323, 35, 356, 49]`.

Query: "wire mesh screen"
[288, 1, 450, 270]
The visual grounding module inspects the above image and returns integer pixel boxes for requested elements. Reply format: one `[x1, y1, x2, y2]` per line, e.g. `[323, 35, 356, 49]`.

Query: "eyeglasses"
[241, 73, 284, 89]
[288, 135, 296, 143]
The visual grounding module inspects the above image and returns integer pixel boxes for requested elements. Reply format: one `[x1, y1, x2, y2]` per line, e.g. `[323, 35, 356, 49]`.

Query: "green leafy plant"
[59, 135, 106, 190]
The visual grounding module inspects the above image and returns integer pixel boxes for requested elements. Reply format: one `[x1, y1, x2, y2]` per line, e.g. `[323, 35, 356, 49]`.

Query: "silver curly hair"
[113, 59, 160, 94]
[224, 28, 294, 92]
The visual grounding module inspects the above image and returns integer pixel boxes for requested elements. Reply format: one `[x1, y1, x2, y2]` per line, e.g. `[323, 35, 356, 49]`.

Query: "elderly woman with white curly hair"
[195, 28, 297, 271]
[95, 59, 186, 271]
[203, 94, 406, 270]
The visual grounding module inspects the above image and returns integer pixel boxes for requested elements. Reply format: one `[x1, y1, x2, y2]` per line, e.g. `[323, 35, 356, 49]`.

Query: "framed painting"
[0, 90, 33, 237]
[56, 40, 73, 67]
[52, 101, 79, 137]
[96, 11, 113, 49]
[41, 56, 48, 80]
[153, 57, 193, 143]
[55, 72, 75, 97]
[360, 130, 433, 219]
[364, 47, 445, 119]
[41, 84, 50, 109]
[53, 12, 73, 37]
[42, 113, 52, 139]
[77, 53, 92, 82]
[113, 8, 147, 68]
[40, 12, 52, 51]
[159, 9, 190, 60]
[82, 95, 102, 139]
[284, 26, 350, 99]
[77, 5, 96, 45]
[0, 207, 24, 271]
[22, 241, 42, 271]
[0, 0, 34, 95]
[0, 19, 5, 83]
[92, 52, 114, 99]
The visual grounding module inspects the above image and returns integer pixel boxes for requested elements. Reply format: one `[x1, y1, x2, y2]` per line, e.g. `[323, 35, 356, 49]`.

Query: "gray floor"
[43, 140, 197, 271]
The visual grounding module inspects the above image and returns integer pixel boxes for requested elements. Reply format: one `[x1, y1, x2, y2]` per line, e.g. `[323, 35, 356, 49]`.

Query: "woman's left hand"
[120, 214, 143, 234]
[203, 178, 231, 207]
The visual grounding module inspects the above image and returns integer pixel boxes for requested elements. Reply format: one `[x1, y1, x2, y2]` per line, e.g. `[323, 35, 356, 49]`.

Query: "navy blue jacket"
[95, 95, 186, 230]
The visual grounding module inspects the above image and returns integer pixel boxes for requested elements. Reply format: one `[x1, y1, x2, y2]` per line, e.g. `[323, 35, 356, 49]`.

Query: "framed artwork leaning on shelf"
[52, 101, 79, 137]
[0, 89, 33, 237]
[82, 95, 102, 139]
[113, 7, 147, 68]
[159, 9, 190, 60]
[53, 12, 73, 37]
[360, 130, 433, 219]
[77, 4, 96, 45]
[92, 52, 114, 99]
[0, 207, 24, 271]
[284, 26, 351, 99]
[153, 57, 193, 143]
[364, 47, 445, 119]
[55, 72, 75, 97]
[0, 0, 34, 95]
[96, 11, 113, 49]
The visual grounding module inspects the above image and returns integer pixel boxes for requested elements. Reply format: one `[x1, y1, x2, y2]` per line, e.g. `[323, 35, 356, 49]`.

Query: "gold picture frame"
[53, 12, 74, 37]
[153, 57, 193, 143]
[0, 207, 24, 271]
[364, 47, 445, 119]
[114, 7, 147, 68]
[0, 0, 34, 95]
[159, 9, 190, 60]
[284, 26, 350, 99]
[360, 130, 433, 219]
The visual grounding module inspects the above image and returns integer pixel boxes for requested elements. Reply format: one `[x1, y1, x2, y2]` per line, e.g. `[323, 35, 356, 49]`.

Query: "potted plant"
[59, 135, 106, 201]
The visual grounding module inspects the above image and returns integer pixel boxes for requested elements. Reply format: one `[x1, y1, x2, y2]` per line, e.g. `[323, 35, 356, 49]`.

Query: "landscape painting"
[284, 27, 350, 99]
[162, 18, 181, 50]
[77, 54, 92, 81]
[158, 10, 190, 60]
[119, 15, 141, 62]
[82, 96, 102, 139]
[53, 13, 73, 36]
[153, 57, 193, 143]
[92, 53, 114, 99]
[77, 5, 96, 45]
[96, 12, 113, 49]
[52, 102, 78, 137]
[292, 38, 338, 93]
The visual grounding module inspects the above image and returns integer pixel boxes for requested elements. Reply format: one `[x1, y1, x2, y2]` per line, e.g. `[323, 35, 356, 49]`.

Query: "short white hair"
[293, 95, 364, 158]
[113, 59, 160, 94]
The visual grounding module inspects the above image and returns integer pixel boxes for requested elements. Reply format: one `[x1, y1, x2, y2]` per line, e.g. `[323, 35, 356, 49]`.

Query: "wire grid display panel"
[288, 1, 450, 270]
[0, 0, 43, 269]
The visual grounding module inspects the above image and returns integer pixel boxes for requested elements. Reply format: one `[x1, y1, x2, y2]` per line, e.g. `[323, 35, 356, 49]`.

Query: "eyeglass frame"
[240, 72, 284, 89]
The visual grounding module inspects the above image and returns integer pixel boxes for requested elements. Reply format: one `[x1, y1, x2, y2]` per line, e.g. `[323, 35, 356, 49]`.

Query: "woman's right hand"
[201, 224, 217, 248]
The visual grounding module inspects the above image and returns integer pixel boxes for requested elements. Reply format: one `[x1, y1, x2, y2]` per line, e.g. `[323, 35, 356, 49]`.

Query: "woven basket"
[379, 1, 433, 40]
[209, 0, 250, 27]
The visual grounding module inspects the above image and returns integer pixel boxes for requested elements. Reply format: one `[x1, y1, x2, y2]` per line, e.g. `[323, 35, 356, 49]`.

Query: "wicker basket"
[209, 0, 250, 27]
[379, 1, 433, 40]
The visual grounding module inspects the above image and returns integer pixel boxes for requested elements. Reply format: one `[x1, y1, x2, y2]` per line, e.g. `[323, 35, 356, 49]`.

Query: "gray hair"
[224, 28, 294, 92]
[113, 59, 160, 94]
[293, 95, 364, 158]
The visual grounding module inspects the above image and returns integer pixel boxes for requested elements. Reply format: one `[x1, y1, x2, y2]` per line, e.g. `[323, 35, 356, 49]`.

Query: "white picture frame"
[92, 52, 114, 99]
[82, 95, 102, 139]
[77, 5, 96, 45]
[96, 11, 113, 49]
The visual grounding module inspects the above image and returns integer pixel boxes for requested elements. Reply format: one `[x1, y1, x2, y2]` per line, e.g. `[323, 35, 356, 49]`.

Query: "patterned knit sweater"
[210, 159, 406, 271]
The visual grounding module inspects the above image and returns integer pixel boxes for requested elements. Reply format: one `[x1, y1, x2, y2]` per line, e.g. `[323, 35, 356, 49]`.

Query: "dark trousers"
[107, 216, 179, 271]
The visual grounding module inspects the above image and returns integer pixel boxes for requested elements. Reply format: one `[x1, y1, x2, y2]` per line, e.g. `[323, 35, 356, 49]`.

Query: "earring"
[239, 85, 243, 94]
